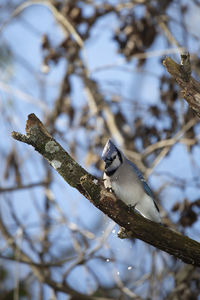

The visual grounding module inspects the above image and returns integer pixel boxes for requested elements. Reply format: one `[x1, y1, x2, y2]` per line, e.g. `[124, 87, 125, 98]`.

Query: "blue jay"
[102, 139, 161, 223]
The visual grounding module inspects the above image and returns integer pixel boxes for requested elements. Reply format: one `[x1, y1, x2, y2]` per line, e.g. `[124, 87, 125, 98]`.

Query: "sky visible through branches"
[0, 1, 200, 299]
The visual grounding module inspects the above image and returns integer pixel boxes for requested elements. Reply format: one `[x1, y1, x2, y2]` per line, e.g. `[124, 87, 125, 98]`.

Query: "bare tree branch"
[11, 113, 200, 267]
[163, 53, 200, 118]
[0, 181, 48, 192]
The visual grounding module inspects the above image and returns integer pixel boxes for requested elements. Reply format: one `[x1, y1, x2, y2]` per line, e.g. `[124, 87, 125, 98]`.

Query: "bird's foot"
[127, 204, 136, 213]
[106, 187, 114, 193]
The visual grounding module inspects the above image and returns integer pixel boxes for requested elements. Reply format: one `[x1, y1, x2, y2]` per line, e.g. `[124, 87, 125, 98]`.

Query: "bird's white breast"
[111, 177, 143, 206]
[104, 163, 144, 206]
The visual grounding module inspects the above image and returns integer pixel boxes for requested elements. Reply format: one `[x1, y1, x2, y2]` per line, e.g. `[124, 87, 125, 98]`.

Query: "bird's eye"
[113, 155, 116, 159]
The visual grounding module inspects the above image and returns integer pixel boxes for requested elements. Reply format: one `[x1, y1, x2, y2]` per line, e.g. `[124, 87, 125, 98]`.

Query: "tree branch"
[12, 113, 200, 267]
[163, 53, 200, 118]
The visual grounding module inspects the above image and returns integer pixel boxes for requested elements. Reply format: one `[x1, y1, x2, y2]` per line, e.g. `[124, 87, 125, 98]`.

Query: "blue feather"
[128, 160, 154, 198]
[128, 160, 159, 211]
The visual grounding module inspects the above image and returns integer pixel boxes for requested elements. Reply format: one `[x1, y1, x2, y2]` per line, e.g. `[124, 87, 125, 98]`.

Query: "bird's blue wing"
[142, 180, 154, 199]
[128, 160, 154, 198]
[128, 160, 159, 211]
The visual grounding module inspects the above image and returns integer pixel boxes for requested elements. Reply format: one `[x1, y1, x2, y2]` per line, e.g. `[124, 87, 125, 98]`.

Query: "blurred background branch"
[1, 0, 200, 299]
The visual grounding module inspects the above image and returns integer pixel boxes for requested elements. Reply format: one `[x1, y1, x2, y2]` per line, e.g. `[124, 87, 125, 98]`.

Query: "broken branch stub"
[163, 53, 200, 118]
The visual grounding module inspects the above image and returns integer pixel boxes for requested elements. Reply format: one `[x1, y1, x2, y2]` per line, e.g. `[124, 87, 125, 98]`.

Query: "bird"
[102, 139, 161, 223]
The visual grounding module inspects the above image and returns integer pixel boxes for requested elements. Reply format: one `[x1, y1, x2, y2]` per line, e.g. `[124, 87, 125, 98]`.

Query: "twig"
[157, 16, 182, 50]
[0, 81, 48, 111]
[0, 181, 48, 193]
[83, 77, 125, 146]
[0, 0, 83, 48]
[0, 212, 93, 297]
[145, 117, 198, 176]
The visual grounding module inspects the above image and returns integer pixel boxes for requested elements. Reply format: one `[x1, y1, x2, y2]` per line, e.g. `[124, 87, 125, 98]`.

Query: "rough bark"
[12, 113, 200, 267]
[163, 53, 200, 118]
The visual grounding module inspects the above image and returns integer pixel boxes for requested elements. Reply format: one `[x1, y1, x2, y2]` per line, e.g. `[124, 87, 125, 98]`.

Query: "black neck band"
[105, 168, 117, 176]
[116, 149, 122, 163]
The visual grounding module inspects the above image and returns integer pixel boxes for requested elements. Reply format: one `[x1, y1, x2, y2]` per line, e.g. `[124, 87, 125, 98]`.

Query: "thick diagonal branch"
[12, 113, 200, 267]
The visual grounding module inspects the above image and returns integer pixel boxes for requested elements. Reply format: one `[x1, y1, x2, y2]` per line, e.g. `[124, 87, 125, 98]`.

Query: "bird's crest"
[102, 139, 118, 161]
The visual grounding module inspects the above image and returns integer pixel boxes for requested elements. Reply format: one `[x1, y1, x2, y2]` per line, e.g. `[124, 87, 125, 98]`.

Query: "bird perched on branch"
[102, 139, 160, 223]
